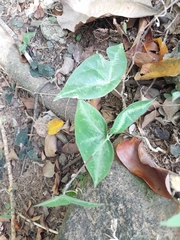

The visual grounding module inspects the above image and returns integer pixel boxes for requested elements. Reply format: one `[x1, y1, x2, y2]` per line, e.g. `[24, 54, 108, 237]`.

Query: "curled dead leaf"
[34, 4, 44, 19]
[116, 138, 171, 199]
[135, 58, 180, 80]
[57, 0, 158, 32]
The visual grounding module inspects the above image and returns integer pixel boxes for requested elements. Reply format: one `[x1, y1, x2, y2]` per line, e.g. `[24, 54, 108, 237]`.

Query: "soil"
[0, 0, 180, 239]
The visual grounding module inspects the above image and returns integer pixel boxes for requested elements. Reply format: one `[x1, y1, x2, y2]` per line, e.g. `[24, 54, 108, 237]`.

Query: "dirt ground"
[0, 0, 180, 239]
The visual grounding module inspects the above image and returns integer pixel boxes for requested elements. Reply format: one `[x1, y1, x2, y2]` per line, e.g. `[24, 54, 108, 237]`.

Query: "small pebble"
[59, 153, 68, 166]
[47, 41, 54, 50]
[56, 132, 68, 144]
[170, 144, 180, 158]
[61, 173, 69, 183]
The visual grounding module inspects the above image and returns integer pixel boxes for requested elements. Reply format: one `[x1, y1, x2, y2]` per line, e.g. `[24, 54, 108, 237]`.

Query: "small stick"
[62, 155, 82, 171]
[17, 212, 58, 234]
[0, 118, 16, 239]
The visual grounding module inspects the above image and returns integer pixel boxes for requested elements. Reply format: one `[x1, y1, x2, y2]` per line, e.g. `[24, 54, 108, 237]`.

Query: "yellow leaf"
[47, 118, 64, 135]
[135, 58, 180, 80]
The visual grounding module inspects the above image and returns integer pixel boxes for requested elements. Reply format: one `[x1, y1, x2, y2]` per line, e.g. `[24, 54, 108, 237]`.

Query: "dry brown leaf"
[31, 215, 41, 221]
[40, 214, 49, 232]
[42, 161, 55, 178]
[81, 46, 94, 61]
[89, 98, 101, 111]
[135, 58, 180, 80]
[52, 159, 61, 195]
[73, 43, 83, 63]
[34, 5, 44, 19]
[52, 172, 61, 195]
[141, 110, 160, 129]
[116, 138, 171, 199]
[21, 97, 34, 109]
[57, 0, 158, 31]
[26, 200, 34, 218]
[61, 143, 79, 154]
[162, 97, 180, 121]
[44, 135, 57, 157]
[57, 57, 74, 75]
[36, 227, 43, 240]
[0, 217, 10, 222]
[7, 148, 19, 161]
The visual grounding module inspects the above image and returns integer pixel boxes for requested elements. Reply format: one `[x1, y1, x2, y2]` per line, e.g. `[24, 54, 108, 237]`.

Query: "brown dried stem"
[0, 118, 16, 238]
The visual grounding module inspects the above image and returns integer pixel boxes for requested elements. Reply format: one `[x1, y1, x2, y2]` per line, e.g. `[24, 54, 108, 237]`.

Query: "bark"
[0, 26, 77, 122]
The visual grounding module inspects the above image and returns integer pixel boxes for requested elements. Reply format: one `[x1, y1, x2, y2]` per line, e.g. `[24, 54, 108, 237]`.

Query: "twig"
[63, 155, 93, 194]
[62, 155, 82, 171]
[17, 212, 58, 234]
[0, 118, 16, 239]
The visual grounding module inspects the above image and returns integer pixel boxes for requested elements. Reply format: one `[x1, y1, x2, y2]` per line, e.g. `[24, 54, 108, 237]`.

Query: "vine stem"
[62, 137, 109, 194]
[0, 118, 16, 239]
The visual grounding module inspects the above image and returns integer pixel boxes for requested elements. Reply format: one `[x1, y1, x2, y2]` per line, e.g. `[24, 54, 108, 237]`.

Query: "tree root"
[0, 26, 77, 122]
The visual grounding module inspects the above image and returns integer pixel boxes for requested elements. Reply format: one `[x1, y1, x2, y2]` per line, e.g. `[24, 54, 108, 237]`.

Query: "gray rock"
[40, 18, 68, 43]
[56, 157, 180, 240]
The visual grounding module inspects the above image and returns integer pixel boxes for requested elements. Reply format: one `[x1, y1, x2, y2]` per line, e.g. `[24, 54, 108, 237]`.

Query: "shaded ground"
[0, 0, 180, 239]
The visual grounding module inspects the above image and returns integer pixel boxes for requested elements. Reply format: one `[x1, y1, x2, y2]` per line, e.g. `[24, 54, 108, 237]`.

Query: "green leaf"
[75, 100, 114, 187]
[38, 64, 55, 78]
[19, 44, 27, 52]
[163, 93, 171, 99]
[22, 32, 35, 46]
[15, 127, 28, 146]
[109, 100, 153, 135]
[160, 212, 180, 227]
[172, 91, 180, 101]
[54, 43, 127, 100]
[36, 194, 103, 208]
[76, 33, 82, 41]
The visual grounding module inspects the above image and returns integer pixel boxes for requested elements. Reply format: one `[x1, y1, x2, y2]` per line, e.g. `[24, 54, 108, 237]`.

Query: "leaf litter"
[0, 0, 180, 238]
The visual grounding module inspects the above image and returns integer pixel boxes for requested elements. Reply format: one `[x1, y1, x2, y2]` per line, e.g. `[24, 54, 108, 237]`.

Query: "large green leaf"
[54, 44, 127, 100]
[75, 100, 114, 187]
[109, 100, 153, 135]
[160, 212, 180, 227]
[36, 194, 103, 208]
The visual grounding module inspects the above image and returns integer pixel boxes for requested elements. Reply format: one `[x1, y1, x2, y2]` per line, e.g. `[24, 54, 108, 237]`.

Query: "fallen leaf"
[73, 43, 83, 63]
[52, 159, 61, 195]
[61, 143, 79, 154]
[81, 46, 94, 61]
[57, 0, 158, 32]
[154, 38, 168, 61]
[36, 227, 43, 240]
[21, 97, 34, 109]
[52, 172, 61, 195]
[44, 135, 58, 157]
[135, 58, 180, 80]
[57, 57, 74, 75]
[27, 200, 34, 218]
[116, 138, 171, 198]
[43, 160, 55, 178]
[34, 117, 49, 138]
[162, 97, 180, 121]
[31, 215, 41, 221]
[141, 109, 160, 128]
[47, 118, 64, 135]
[89, 98, 101, 111]
[34, 5, 44, 19]
[0, 217, 10, 222]
[7, 149, 19, 161]
[40, 214, 49, 232]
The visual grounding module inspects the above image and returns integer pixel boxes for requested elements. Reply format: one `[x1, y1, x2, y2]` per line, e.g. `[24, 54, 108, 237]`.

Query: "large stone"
[56, 157, 180, 240]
